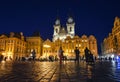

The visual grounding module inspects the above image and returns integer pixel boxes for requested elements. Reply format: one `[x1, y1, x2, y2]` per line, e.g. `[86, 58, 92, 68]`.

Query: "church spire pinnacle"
[55, 10, 61, 25]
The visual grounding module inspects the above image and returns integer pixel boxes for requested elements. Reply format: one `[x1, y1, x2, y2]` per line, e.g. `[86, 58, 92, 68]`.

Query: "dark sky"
[0, 0, 120, 54]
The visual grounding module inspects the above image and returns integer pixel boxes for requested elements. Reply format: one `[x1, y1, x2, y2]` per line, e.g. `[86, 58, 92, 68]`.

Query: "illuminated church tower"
[66, 16, 75, 38]
[53, 16, 75, 42]
[53, 18, 61, 41]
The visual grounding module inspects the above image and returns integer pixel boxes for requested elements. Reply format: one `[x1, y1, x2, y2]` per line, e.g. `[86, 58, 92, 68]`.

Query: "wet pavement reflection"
[0, 60, 120, 82]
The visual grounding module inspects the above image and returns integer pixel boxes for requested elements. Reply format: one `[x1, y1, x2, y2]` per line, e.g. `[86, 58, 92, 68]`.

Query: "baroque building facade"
[0, 32, 26, 60]
[43, 35, 98, 59]
[0, 17, 98, 60]
[42, 17, 98, 59]
[0, 32, 43, 60]
[26, 36, 43, 59]
[102, 16, 120, 56]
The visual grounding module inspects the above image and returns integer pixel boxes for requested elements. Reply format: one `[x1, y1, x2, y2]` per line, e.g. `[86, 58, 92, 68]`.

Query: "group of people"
[58, 46, 95, 65]
[74, 47, 95, 64]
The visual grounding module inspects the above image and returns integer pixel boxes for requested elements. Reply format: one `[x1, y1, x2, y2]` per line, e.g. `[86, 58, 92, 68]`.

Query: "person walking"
[89, 51, 95, 64]
[31, 49, 36, 61]
[74, 47, 80, 63]
[58, 46, 64, 65]
[84, 47, 90, 64]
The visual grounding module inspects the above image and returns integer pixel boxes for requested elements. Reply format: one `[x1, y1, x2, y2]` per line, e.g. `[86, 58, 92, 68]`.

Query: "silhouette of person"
[84, 47, 90, 63]
[0, 55, 4, 61]
[89, 51, 94, 63]
[58, 46, 64, 64]
[74, 47, 80, 63]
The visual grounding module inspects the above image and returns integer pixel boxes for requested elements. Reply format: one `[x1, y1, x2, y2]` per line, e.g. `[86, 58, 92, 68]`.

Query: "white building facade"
[52, 16, 75, 42]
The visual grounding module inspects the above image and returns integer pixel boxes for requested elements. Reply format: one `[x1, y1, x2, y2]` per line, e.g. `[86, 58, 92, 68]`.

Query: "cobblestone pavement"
[0, 60, 120, 82]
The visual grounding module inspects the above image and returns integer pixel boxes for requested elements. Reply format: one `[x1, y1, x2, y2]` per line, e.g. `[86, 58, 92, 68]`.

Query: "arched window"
[70, 27, 72, 32]
[56, 29, 58, 33]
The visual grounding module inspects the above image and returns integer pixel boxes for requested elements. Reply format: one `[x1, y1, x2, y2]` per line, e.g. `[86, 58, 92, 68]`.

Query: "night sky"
[0, 0, 120, 54]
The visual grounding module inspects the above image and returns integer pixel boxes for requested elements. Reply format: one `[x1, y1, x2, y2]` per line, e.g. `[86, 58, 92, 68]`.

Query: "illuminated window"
[76, 44, 78, 47]
[85, 40, 87, 42]
[66, 49, 68, 52]
[79, 44, 81, 47]
[72, 49, 74, 52]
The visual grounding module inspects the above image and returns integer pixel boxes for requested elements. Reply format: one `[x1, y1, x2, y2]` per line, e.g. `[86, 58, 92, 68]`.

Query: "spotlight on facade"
[111, 54, 114, 58]
[43, 44, 51, 48]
